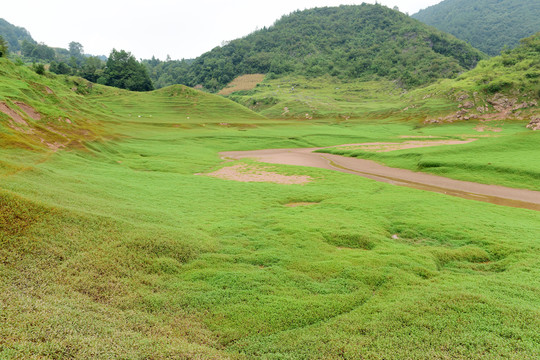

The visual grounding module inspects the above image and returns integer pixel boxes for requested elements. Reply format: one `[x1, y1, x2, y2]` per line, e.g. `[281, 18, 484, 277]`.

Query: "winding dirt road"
[221, 147, 540, 211]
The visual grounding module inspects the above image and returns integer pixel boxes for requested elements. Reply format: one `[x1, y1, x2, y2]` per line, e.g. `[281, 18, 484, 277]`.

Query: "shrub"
[33, 63, 45, 75]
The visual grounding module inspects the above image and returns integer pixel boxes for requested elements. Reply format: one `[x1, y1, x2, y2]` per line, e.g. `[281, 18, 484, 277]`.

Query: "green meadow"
[1, 60, 540, 359]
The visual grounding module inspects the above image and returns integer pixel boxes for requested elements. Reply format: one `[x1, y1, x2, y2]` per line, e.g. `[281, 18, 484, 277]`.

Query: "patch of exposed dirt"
[527, 116, 540, 131]
[284, 202, 319, 207]
[198, 163, 312, 185]
[39, 138, 66, 151]
[424, 93, 538, 125]
[218, 74, 266, 96]
[334, 139, 476, 153]
[475, 125, 503, 133]
[0, 102, 28, 125]
[398, 135, 439, 139]
[15, 102, 41, 120]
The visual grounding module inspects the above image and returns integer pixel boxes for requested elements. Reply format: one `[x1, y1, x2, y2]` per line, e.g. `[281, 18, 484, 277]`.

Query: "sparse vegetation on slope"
[405, 32, 540, 125]
[413, 0, 540, 56]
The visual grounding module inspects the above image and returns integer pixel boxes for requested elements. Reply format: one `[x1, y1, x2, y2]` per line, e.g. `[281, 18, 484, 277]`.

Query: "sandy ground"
[200, 163, 312, 184]
[284, 202, 319, 207]
[220, 143, 540, 211]
[334, 139, 476, 152]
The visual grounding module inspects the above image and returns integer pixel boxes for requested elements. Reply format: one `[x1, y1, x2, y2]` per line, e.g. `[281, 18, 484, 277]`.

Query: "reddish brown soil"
[0, 102, 28, 125]
[15, 102, 41, 120]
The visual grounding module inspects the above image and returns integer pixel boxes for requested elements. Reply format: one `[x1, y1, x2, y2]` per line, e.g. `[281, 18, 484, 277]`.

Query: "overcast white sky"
[2, 0, 442, 60]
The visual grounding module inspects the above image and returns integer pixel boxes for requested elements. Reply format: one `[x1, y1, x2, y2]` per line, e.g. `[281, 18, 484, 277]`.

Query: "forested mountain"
[412, 0, 540, 56]
[145, 4, 485, 91]
[0, 18, 35, 53]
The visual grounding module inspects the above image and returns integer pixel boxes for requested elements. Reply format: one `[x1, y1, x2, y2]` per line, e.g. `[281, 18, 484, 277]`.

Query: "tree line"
[7, 39, 153, 92]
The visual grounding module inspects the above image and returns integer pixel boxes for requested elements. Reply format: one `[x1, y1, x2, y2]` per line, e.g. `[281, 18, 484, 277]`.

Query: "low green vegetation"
[413, 0, 540, 56]
[1, 56, 539, 359]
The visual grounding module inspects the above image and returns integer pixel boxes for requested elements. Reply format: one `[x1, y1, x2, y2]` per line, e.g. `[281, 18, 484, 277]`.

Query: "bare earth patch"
[284, 202, 319, 207]
[218, 74, 266, 96]
[475, 125, 503, 133]
[334, 139, 476, 152]
[15, 102, 41, 120]
[0, 102, 28, 125]
[200, 163, 312, 184]
[398, 135, 439, 139]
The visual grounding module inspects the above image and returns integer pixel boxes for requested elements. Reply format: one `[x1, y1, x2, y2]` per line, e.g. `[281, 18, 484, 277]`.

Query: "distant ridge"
[0, 18, 36, 53]
[413, 0, 540, 56]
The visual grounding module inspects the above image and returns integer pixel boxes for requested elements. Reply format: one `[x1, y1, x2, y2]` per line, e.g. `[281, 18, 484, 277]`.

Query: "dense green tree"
[0, 35, 8, 58]
[21, 39, 35, 57]
[69, 41, 83, 58]
[49, 61, 71, 75]
[32, 43, 56, 61]
[32, 63, 45, 75]
[80, 56, 105, 83]
[21, 40, 56, 61]
[101, 49, 153, 91]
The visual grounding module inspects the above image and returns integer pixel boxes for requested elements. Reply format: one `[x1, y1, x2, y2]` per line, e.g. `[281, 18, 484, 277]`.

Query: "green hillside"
[0, 18, 35, 53]
[228, 32, 540, 123]
[412, 0, 540, 56]
[0, 58, 264, 151]
[405, 31, 540, 125]
[147, 4, 485, 91]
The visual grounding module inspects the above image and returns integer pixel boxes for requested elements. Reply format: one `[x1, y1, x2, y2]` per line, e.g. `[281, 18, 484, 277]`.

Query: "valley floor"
[1, 113, 540, 359]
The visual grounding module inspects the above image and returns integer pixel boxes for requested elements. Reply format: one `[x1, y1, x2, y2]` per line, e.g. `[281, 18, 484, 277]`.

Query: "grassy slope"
[227, 75, 459, 121]
[1, 62, 540, 359]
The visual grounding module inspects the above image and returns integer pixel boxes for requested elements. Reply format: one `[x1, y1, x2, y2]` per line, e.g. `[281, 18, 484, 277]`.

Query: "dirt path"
[221, 146, 540, 211]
